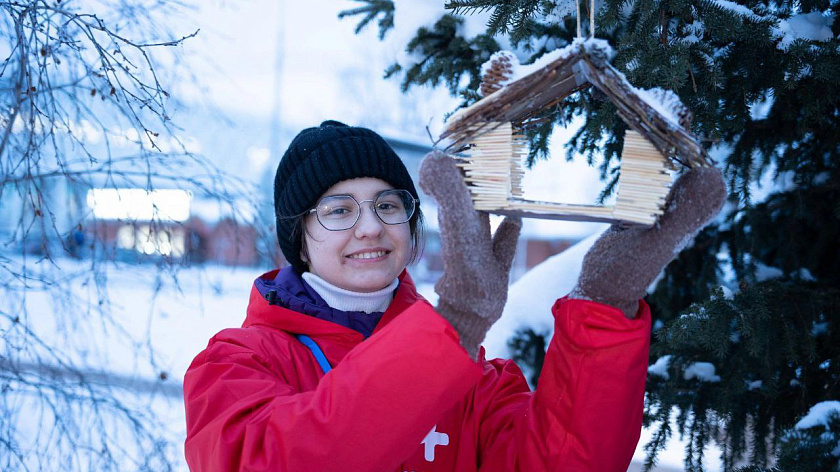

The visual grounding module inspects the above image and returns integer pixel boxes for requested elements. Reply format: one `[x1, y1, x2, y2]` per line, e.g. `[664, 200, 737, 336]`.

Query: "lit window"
[87, 188, 192, 222]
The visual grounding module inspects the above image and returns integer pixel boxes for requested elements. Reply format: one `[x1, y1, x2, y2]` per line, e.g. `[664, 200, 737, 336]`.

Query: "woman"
[183, 120, 726, 471]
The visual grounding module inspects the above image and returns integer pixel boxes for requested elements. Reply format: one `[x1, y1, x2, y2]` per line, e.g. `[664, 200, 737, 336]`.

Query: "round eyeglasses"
[308, 189, 418, 231]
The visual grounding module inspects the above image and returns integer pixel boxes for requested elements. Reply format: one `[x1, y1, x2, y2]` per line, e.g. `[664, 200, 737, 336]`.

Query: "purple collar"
[254, 266, 385, 338]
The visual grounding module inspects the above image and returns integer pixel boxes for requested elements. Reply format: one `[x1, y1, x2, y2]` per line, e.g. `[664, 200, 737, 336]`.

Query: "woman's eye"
[322, 206, 353, 218]
[376, 202, 399, 213]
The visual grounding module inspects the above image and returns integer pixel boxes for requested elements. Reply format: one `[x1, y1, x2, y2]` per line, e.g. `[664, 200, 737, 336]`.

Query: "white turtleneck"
[301, 272, 398, 314]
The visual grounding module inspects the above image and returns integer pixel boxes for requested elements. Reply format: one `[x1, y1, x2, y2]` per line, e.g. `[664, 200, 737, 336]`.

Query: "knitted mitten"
[571, 167, 728, 318]
[419, 151, 522, 360]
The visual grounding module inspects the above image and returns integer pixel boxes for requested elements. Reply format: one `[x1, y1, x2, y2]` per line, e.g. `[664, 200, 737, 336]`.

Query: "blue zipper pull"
[295, 334, 332, 374]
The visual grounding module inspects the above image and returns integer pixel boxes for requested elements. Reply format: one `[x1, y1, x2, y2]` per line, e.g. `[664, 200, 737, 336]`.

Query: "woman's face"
[302, 178, 412, 293]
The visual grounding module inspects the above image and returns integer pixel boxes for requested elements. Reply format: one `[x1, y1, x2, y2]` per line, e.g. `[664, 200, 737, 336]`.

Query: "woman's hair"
[292, 206, 426, 271]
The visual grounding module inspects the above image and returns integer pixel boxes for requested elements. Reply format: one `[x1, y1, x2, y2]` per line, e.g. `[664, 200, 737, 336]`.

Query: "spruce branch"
[337, 0, 395, 40]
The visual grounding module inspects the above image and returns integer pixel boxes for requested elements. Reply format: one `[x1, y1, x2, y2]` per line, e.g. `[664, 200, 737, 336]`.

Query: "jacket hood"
[243, 268, 426, 341]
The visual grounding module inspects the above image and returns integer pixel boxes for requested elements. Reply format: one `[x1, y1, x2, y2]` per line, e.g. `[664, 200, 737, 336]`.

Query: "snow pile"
[795, 401, 840, 430]
[648, 355, 672, 380]
[773, 12, 835, 50]
[483, 229, 604, 359]
[683, 362, 722, 382]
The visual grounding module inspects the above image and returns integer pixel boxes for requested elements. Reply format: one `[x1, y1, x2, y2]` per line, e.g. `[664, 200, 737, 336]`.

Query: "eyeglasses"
[308, 189, 418, 231]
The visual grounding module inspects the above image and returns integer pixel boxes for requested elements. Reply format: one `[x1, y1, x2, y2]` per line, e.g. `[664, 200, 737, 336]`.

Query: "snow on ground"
[636, 415, 724, 470]
[484, 229, 603, 360]
[6, 260, 257, 381]
[3, 258, 261, 471]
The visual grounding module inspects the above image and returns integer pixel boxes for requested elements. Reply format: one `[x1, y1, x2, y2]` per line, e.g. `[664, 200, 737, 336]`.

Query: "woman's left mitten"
[571, 167, 727, 318]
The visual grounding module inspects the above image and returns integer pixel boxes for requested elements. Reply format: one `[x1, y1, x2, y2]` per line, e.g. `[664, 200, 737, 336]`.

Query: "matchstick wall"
[457, 126, 673, 226]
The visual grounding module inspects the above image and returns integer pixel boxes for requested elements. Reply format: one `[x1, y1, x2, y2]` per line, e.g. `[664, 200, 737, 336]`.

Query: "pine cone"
[480, 51, 518, 97]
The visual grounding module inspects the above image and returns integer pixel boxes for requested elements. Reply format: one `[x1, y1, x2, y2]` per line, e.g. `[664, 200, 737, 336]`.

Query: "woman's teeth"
[348, 251, 387, 259]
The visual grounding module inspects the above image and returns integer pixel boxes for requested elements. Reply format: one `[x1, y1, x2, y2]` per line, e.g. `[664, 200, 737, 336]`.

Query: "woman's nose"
[354, 203, 385, 238]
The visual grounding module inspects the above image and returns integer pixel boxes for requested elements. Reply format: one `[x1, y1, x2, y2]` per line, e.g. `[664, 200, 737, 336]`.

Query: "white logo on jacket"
[421, 425, 449, 462]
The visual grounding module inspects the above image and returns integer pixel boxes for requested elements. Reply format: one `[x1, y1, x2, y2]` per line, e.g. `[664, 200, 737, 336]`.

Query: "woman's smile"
[345, 248, 390, 261]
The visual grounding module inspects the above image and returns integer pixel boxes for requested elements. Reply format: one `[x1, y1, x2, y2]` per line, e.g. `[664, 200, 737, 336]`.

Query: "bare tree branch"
[0, 1, 253, 471]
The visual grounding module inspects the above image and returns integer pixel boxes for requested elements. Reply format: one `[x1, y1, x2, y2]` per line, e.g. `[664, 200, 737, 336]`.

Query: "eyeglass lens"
[314, 190, 415, 231]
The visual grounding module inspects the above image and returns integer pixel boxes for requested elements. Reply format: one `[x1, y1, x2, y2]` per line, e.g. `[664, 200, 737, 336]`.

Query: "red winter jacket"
[183, 270, 650, 471]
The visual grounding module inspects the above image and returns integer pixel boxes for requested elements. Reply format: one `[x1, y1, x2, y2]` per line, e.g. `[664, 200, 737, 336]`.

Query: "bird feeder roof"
[441, 38, 712, 169]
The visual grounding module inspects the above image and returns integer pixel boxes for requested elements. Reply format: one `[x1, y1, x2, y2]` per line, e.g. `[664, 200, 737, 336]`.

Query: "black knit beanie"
[274, 120, 420, 273]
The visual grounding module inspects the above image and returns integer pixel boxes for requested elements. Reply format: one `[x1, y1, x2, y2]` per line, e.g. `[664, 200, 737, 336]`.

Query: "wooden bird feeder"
[439, 38, 713, 226]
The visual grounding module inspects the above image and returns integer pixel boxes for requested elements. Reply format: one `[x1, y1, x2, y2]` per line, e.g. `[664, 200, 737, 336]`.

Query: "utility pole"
[268, 0, 286, 164]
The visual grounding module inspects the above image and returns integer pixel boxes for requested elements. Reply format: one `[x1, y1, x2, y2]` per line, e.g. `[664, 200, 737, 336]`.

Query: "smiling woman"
[178, 120, 717, 472]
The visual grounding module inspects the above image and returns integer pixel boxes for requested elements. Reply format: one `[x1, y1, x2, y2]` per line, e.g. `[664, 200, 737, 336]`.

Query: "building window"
[117, 224, 185, 257]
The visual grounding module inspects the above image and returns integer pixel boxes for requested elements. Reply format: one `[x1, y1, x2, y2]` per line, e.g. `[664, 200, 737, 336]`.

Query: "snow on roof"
[631, 87, 684, 129]
[477, 38, 690, 133]
[87, 188, 192, 222]
[479, 38, 615, 97]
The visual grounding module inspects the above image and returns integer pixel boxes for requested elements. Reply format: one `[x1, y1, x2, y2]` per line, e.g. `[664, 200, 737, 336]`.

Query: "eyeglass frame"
[306, 189, 419, 232]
